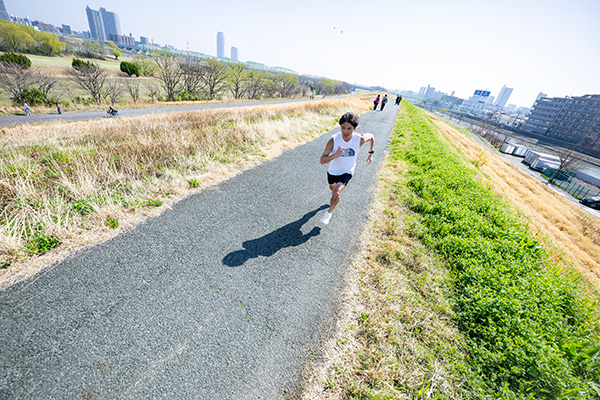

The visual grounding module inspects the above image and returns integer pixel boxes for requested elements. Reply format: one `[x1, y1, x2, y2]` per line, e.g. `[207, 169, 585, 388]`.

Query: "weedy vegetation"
[0, 96, 372, 287]
[308, 102, 600, 399]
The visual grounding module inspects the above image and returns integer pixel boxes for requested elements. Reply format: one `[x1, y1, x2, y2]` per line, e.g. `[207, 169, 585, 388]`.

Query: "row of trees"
[0, 50, 354, 107]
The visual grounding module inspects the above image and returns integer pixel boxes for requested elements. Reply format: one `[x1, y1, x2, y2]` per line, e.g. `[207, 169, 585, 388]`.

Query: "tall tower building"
[86, 6, 106, 41]
[0, 0, 10, 21]
[494, 85, 513, 108]
[100, 7, 121, 38]
[231, 46, 238, 61]
[217, 32, 225, 58]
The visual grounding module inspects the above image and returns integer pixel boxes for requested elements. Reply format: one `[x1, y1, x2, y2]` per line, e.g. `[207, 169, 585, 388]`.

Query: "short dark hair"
[339, 112, 359, 128]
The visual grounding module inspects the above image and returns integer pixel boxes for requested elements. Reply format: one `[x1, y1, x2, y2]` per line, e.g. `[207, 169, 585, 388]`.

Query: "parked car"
[579, 196, 600, 210]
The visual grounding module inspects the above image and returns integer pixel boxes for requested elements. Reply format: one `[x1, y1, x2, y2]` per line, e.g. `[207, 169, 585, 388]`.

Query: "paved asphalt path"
[0, 102, 399, 399]
[0, 97, 340, 128]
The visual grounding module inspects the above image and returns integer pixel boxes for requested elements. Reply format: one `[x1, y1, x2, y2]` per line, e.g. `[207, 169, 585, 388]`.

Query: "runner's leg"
[328, 182, 346, 213]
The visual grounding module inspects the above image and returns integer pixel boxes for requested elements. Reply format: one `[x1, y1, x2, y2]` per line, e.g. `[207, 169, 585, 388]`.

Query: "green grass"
[392, 102, 600, 398]
[27, 54, 124, 71]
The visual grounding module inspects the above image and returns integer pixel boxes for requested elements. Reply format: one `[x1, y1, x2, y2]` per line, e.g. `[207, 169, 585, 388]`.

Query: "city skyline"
[4, 0, 600, 108]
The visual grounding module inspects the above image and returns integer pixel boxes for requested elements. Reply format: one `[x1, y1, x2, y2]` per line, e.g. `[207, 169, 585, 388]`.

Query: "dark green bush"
[71, 58, 95, 71]
[0, 52, 32, 68]
[15, 88, 45, 105]
[178, 90, 205, 101]
[119, 61, 139, 77]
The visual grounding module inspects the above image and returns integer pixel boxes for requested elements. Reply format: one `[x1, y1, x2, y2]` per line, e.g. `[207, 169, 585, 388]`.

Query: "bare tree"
[154, 50, 182, 101]
[547, 145, 580, 184]
[144, 81, 162, 101]
[0, 62, 36, 102]
[103, 78, 125, 106]
[227, 62, 247, 99]
[123, 78, 141, 103]
[200, 59, 228, 99]
[67, 61, 107, 104]
[35, 70, 58, 99]
[179, 57, 204, 96]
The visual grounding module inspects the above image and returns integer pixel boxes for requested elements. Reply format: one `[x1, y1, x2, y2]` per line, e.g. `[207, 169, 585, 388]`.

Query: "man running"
[319, 112, 374, 225]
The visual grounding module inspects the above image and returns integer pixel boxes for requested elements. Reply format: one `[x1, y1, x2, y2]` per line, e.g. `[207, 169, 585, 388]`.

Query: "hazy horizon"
[6, 0, 600, 108]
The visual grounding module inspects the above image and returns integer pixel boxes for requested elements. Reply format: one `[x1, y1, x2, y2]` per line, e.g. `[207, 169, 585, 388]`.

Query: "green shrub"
[119, 61, 139, 77]
[178, 90, 205, 101]
[71, 58, 95, 71]
[0, 52, 31, 68]
[11, 87, 59, 107]
[12, 88, 45, 106]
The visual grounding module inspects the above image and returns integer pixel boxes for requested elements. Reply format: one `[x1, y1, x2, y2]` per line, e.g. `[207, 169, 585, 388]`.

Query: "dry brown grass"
[0, 96, 372, 288]
[430, 115, 600, 288]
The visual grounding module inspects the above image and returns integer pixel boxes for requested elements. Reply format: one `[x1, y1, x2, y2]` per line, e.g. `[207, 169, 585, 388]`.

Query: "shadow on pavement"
[222, 205, 328, 267]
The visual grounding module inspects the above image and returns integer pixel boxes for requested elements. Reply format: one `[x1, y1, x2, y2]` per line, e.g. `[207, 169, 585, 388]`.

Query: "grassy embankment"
[0, 96, 372, 287]
[305, 101, 600, 399]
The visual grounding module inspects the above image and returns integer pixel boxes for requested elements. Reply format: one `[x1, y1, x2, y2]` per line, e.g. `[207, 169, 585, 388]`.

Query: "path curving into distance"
[0, 101, 399, 399]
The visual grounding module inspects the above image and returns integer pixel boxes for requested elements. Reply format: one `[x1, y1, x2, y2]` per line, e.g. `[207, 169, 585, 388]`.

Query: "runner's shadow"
[223, 205, 328, 267]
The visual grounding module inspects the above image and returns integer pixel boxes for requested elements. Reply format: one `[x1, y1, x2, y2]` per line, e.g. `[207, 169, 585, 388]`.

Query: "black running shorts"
[327, 172, 352, 186]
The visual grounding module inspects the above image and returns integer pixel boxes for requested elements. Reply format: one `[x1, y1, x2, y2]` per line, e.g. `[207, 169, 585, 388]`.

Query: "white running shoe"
[320, 211, 332, 225]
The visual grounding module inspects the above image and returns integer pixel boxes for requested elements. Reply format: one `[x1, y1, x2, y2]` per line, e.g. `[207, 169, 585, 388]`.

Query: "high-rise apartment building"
[217, 32, 225, 58]
[231, 46, 239, 61]
[100, 7, 121, 38]
[86, 6, 106, 41]
[0, 0, 10, 21]
[494, 85, 513, 108]
[547, 94, 600, 145]
[424, 85, 435, 98]
[522, 96, 570, 135]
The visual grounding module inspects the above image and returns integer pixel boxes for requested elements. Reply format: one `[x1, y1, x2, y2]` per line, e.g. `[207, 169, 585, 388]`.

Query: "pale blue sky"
[8, 0, 600, 107]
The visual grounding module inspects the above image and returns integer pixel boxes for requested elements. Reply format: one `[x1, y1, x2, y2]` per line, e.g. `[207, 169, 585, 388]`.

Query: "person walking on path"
[373, 94, 380, 110]
[24, 103, 31, 116]
[380, 94, 388, 111]
[395, 95, 402, 105]
[319, 112, 375, 225]
[56, 103, 62, 115]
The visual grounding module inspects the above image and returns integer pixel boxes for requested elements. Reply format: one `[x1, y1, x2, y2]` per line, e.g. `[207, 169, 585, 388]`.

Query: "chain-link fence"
[543, 168, 600, 199]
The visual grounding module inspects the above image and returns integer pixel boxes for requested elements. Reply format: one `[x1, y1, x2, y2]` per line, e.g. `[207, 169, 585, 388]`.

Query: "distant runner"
[319, 112, 374, 225]
[380, 94, 388, 111]
[373, 94, 380, 110]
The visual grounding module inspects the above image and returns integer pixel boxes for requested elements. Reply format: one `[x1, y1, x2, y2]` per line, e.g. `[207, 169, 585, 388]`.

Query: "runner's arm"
[360, 133, 375, 165]
[320, 138, 343, 164]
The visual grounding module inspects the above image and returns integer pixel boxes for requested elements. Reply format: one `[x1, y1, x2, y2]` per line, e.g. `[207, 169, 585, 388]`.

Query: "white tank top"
[328, 132, 361, 176]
